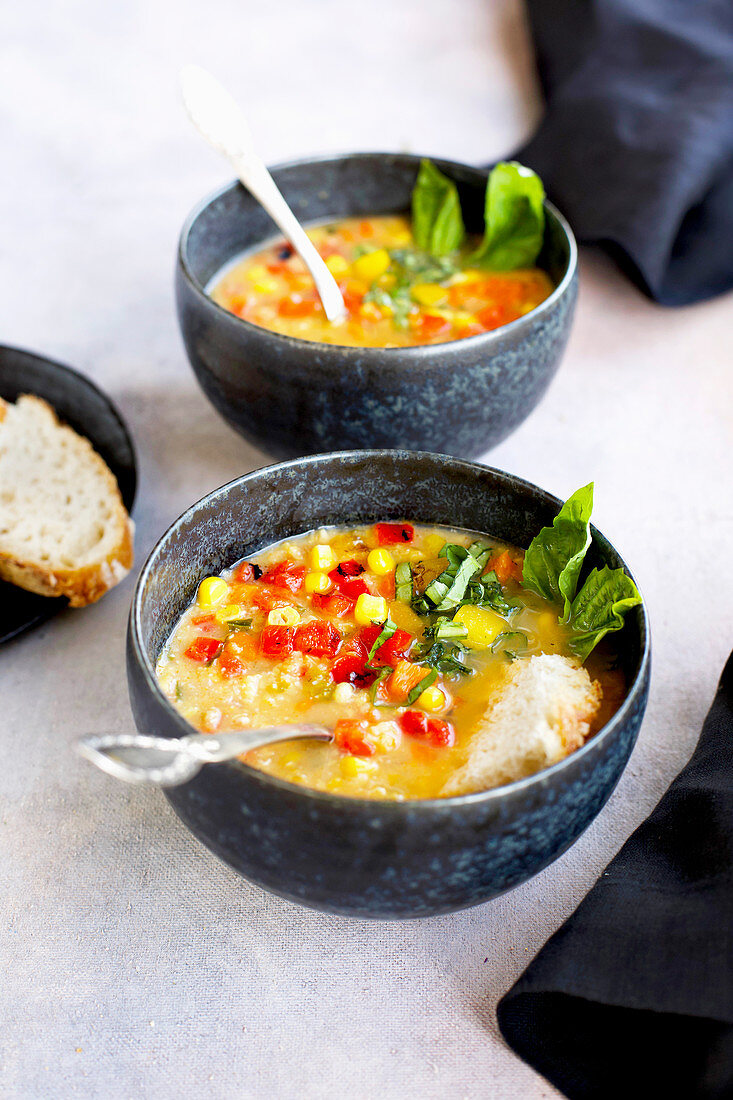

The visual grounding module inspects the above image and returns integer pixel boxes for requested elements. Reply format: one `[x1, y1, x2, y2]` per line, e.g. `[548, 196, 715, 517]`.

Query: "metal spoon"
[75, 725, 332, 788]
[180, 64, 347, 323]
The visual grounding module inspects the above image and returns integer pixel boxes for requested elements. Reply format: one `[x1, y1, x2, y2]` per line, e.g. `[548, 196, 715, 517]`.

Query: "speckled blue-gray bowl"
[175, 153, 578, 460]
[127, 451, 649, 918]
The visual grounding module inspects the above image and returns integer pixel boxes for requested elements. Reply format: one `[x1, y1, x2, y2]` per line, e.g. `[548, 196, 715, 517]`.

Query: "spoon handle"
[228, 154, 347, 323]
[180, 65, 346, 323]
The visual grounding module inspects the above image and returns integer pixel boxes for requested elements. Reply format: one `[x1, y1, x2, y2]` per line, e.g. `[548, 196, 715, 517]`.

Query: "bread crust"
[0, 394, 134, 607]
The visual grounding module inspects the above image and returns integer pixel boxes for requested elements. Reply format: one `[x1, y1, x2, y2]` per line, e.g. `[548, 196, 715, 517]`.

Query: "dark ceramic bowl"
[127, 451, 650, 919]
[176, 153, 578, 461]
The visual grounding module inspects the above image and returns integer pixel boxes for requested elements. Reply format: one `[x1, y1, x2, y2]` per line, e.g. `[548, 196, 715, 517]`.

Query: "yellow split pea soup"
[208, 215, 554, 348]
[156, 522, 623, 801]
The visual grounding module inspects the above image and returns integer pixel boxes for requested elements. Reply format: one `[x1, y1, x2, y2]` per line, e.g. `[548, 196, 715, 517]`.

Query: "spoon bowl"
[76, 725, 332, 787]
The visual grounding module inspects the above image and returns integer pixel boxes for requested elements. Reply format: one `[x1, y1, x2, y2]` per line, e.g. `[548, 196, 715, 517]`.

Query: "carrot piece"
[485, 550, 523, 585]
[387, 660, 428, 701]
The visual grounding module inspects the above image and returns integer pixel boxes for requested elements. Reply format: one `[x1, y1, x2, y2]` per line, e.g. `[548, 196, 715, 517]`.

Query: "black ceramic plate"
[0, 345, 137, 644]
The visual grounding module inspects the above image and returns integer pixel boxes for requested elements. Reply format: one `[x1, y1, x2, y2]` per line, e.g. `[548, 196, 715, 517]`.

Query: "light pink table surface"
[2, 2, 732, 1096]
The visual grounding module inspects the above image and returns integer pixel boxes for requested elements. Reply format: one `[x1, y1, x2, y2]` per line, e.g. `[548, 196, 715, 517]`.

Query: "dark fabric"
[515, 0, 733, 305]
[498, 651, 733, 1100]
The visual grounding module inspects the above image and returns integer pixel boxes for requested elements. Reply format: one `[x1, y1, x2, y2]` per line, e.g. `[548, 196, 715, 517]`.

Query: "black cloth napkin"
[498, 651, 733, 1100]
[515, 0, 733, 305]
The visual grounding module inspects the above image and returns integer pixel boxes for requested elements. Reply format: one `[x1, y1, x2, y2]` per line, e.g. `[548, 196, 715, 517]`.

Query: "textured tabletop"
[2, 1, 732, 1097]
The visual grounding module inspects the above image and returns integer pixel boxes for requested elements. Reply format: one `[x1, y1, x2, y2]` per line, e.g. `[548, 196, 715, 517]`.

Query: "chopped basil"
[430, 554, 480, 611]
[365, 617, 397, 669]
[468, 541, 493, 569]
[226, 618, 252, 632]
[414, 640, 472, 678]
[369, 666, 394, 706]
[175, 682, 183, 701]
[491, 631, 529, 659]
[395, 562, 413, 604]
[405, 667, 438, 705]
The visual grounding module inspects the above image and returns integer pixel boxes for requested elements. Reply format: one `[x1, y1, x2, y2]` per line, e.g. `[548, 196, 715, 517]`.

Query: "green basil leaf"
[432, 555, 480, 612]
[412, 159, 465, 257]
[395, 562, 413, 603]
[226, 618, 252, 631]
[472, 161, 545, 270]
[468, 541, 493, 568]
[522, 483, 594, 618]
[365, 617, 397, 670]
[567, 567, 642, 662]
[369, 666, 394, 707]
[405, 667, 438, 706]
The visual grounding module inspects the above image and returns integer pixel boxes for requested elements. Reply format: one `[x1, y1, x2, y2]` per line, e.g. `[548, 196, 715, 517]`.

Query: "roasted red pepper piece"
[333, 718, 376, 757]
[261, 562, 306, 593]
[233, 560, 262, 584]
[311, 592, 354, 617]
[293, 620, 341, 658]
[260, 625, 294, 658]
[374, 523, 414, 545]
[359, 625, 413, 668]
[332, 637, 375, 687]
[399, 710, 455, 747]
[328, 561, 369, 599]
[183, 636, 223, 663]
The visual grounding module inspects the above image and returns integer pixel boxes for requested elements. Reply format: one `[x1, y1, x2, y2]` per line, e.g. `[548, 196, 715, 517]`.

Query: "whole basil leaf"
[472, 161, 545, 270]
[412, 159, 465, 257]
[522, 483, 594, 618]
[567, 567, 642, 662]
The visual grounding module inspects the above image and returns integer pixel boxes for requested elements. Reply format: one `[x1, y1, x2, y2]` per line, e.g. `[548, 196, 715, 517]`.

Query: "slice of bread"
[441, 654, 602, 796]
[0, 394, 134, 607]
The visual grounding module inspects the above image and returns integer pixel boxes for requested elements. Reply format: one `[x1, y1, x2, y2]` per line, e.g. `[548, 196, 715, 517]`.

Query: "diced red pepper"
[218, 649, 244, 678]
[183, 636, 223, 663]
[328, 561, 369, 599]
[374, 523, 414, 545]
[311, 592, 354, 618]
[399, 710, 455, 748]
[333, 718, 376, 757]
[332, 637, 374, 687]
[260, 625, 294, 658]
[233, 560, 262, 584]
[359, 625, 413, 668]
[293, 620, 341, 658]
[261, 562, 306, 593]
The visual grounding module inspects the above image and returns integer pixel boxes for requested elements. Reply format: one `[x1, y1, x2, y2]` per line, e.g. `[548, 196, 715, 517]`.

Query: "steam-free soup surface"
[156, 524, 623, 800]
[209, 215, 554, 348]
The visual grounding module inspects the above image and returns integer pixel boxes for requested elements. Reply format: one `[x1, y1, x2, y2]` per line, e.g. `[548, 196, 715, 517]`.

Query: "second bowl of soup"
[176, 153, 577, 459]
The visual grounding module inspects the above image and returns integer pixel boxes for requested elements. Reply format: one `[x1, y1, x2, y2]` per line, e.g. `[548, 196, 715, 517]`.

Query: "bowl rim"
[129, 449, 651, 813]
[177, 150, 579, 361]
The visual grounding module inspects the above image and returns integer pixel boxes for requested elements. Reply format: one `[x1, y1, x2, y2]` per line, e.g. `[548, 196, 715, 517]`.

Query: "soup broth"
[209, 215, 554, 348]
[156, 523, 623, 800]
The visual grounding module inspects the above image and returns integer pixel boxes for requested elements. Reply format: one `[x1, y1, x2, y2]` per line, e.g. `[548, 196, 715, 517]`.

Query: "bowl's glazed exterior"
[127, 452, 650, 918]
[175, 153, 578, 460]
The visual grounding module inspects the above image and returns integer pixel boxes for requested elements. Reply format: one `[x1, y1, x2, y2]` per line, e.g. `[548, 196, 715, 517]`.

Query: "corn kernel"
[267, 606, 300, 627]
[252, 276, 278, 294]
[304, 571, 332, 595]
[423, 533, 445, 557]
[340, 755, 376, 778]
[367, 548, 395, 575]
[325, 254, 350, 278]
[197, 576, 228, 608]
[411, 283, 448, 307]
[353, 248, 391, 283]
[417, 685, 446, 711]
[354, 593, 388, 625]
[214, 602, 243, 624]
[453, 604, 506, 648]
[246, 264, 270, 283]
[310, 544, 337, 571]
